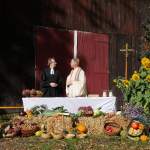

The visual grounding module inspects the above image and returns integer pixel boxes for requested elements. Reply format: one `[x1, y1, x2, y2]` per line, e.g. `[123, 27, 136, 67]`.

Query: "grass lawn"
[0, 135, 150, 150]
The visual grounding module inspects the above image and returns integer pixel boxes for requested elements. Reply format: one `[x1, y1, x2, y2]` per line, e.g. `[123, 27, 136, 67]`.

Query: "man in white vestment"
[66, 58, 87, 97]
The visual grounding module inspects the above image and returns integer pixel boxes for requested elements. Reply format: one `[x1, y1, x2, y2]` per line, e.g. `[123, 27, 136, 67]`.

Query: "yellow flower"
[131, 72, 140, 81]
[122, 80, 129, 87]
[141, 57, 149, 65]
[113, 79, 116, 83]
[146, 75, 150, 82]
[141, 57, 150, 69]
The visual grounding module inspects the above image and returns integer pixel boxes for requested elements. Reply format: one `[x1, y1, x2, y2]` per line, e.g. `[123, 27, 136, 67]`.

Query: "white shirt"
[50, 68, 54, 75]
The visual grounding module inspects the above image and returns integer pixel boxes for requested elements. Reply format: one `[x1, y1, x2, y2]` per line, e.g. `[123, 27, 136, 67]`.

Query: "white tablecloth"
[22, 97, 116, 113]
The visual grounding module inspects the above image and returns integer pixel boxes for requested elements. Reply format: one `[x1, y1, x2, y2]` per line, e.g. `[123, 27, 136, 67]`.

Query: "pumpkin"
[140, 135, 149, 142]
[76, 123, 87, 133]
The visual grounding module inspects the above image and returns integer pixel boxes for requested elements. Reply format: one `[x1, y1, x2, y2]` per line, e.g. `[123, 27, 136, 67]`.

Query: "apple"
[131, 122, 139, 130]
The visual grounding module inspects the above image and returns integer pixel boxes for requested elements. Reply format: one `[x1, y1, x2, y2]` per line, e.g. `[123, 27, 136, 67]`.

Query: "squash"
[76, 133, 87, 139]
[35, 131, 43, 137]
[76, 123, 87, 133]
[64, 134, 75, 139]
[140, 135, 149, 142]
[50, 132, 64, 140]
[41, 133, 52, 139]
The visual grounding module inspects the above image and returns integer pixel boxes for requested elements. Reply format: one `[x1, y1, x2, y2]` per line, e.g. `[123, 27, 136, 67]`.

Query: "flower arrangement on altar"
[113, 56, 150, 116]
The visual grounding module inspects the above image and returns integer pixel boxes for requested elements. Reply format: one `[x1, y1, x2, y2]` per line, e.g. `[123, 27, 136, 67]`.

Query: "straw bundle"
[47, 115, 72, 134]
[78, 116, 105, 134]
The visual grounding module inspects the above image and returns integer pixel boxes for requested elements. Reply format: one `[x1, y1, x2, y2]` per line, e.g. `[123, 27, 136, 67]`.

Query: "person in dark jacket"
[40, 57, 63, 97]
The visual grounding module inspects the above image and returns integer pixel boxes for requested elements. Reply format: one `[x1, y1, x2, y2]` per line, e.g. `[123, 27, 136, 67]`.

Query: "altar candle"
[74, 30, 77, 58]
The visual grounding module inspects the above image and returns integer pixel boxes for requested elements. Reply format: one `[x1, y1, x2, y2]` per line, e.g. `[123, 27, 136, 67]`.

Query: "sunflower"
[141, 57, 149, 65]
[146, 75, 150, 82]
[131, 72, 140, 81]
[122, 80, 129, 87]
[141, 57, 150, 69]
[145, 60, 150, 69]
[113, 79, 116, 83]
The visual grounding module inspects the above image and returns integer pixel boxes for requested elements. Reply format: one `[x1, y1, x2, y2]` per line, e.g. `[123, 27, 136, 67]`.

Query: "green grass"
[0, 135, 149, 150]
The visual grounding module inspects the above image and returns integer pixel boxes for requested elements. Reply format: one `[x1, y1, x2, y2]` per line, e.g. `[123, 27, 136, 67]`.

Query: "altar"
[22, 97, 116, 113]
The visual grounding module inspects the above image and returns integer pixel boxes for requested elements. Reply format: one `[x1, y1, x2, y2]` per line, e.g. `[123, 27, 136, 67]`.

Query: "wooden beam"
[0, 106, 24, 109]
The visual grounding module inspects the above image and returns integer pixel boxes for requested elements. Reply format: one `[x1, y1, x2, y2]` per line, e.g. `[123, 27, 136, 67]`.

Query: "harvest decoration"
[140, 135, 149, 142]
[76, 123, 87, 134]
[113, 56, 150, 116]
[126, 119, 150, 142]
[22, 89, 43, 97]
[0, 105, 149, 142]
[104, 121, 121, 136]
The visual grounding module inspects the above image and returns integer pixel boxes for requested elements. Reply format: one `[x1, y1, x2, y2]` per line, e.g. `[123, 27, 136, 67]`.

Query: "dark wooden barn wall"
[41, 0, 138, 34]
[1, 0, 150, 113]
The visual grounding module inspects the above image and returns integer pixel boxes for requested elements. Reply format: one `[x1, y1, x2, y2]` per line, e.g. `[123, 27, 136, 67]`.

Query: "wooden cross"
[120, 43, 134, 80]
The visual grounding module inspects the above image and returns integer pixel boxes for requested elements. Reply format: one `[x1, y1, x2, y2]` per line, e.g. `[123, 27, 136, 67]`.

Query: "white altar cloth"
[22, 97, 116, 113]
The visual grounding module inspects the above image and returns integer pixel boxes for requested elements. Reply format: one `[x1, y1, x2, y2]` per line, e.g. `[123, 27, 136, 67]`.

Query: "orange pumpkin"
[140, 135, 149, 142]
[76, 123, 87, 133]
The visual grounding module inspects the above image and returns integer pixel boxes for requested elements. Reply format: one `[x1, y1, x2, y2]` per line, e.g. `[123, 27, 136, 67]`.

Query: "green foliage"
[114, 57, 150, 116]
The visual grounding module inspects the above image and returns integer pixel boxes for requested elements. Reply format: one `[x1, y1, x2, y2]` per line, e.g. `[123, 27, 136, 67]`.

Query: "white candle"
[74, 30, 77, 58]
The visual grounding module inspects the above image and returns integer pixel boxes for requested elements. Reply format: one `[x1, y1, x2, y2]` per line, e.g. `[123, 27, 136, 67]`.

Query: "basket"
[21, 125, 40, 137]
[104, 121, 121, 136]
[127, 120, 144, 137]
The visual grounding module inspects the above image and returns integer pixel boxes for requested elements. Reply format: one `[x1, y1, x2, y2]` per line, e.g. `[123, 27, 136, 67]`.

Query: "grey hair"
[71, 58, 80, 65]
